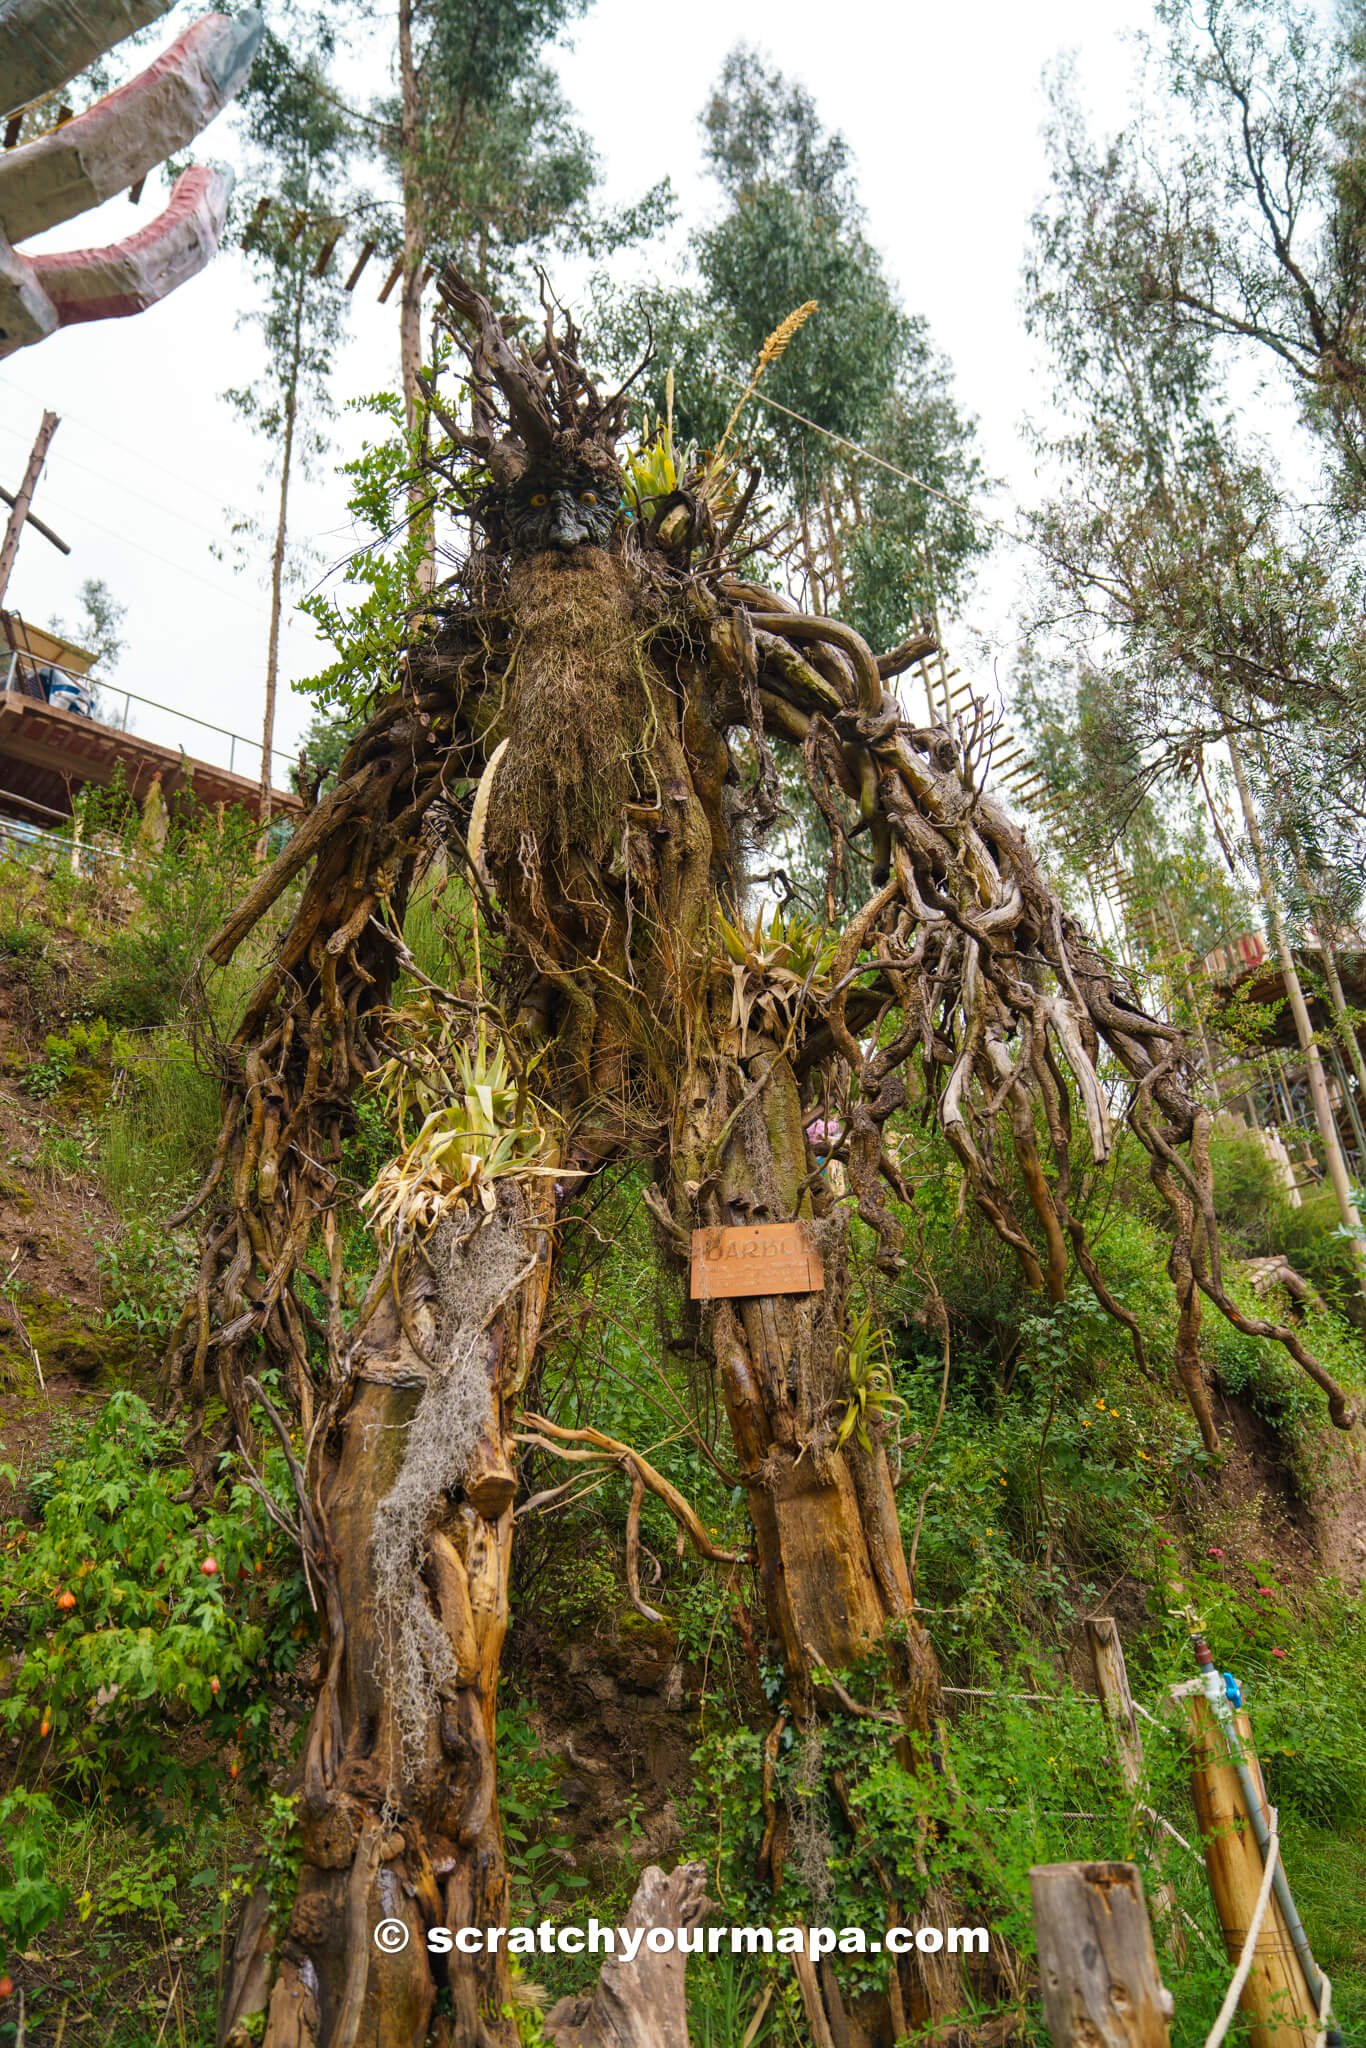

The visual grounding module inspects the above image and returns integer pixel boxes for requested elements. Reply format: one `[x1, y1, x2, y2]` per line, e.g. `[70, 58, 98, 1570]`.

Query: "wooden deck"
[0, 688, 301, 828]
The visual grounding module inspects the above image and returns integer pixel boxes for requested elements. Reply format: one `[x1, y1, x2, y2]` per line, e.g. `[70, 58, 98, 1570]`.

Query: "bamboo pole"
[1185, 1694, 1317, 2048]
[1029, 1863, 1173, 2048]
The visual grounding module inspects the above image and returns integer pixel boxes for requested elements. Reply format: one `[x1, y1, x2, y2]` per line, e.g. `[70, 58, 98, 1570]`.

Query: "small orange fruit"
[201, 1556, 219, 1577]
[210, 1677, 220, 1694]
[56, 1590, 76, 1611]
[0, 1974, 13, 1998]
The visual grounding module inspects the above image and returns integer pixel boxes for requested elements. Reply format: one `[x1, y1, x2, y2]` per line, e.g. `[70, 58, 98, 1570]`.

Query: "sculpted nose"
[548, 511, 581, 551]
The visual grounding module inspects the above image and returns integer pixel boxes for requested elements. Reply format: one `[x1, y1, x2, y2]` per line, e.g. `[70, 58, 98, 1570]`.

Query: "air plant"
[833, 1310, 907, 1455]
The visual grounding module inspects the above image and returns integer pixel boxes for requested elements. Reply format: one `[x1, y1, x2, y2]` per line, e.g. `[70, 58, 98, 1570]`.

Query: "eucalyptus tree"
[1024, 71, 1366, 1253]
[600, 50, 983, 654]
[1058, 0, 1366, 505]
[228, 20, 354, 823]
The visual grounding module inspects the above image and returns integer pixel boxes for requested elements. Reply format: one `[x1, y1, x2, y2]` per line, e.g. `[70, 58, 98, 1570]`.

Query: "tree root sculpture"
[189, 268, 1355, 2047]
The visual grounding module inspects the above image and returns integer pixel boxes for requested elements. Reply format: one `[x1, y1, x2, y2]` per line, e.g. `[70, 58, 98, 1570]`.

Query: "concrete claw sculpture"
[0, 0, 261, 358]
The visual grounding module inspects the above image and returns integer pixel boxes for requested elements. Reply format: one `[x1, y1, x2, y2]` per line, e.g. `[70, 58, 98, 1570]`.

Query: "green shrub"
[0, 1791, 68, 1972]
[0, 1391, 310, 1803]
[23, 1016, 135, 1104]
[74, 787, 258, 1030]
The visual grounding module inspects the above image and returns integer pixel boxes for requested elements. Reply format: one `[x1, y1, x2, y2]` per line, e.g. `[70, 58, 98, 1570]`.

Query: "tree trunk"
[227, 1185, 556, 2048]
[672, 1038, 961, 2043]
[258, 257, 304, 835]
[544, 1863, 711, 2048]
[1224, 724, 1365, 1267]
[396, 0, 434, 593]
[1315, 926, 1366, 1102]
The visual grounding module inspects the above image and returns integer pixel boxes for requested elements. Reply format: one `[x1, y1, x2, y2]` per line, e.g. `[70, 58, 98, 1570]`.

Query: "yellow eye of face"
[529, 492, 548, 507]
[578, 490, 598, 506]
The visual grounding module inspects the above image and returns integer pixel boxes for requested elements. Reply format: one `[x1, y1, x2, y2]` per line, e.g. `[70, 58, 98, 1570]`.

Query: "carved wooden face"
[506, 467, 617, 555]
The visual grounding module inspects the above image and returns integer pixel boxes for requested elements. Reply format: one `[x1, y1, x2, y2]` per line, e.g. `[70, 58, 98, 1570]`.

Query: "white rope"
[1313, 1967, 1333, 2048]
[1202, 1808, 1281, 2048]
[740, 385, 1040, 557]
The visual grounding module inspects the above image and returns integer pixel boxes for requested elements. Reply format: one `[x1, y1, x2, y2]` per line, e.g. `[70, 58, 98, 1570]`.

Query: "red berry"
[201, 1557, 219, 1577]
[210, 1677, 220, 1694]
[0, 1975, 13, 1999]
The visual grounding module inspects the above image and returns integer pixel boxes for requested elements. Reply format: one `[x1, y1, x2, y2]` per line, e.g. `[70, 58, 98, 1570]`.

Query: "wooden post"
[1087, 1618, 1144, 1787]
[1185, 1694, 1316, 2048]
[0, 410, 59, 605]
[1086, 1617, 1186, 1960]
[1030, 1863, 1173, 2048]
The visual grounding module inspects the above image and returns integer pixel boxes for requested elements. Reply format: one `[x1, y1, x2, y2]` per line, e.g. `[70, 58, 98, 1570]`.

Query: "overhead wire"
[0, 414, 230, 544]
[741, 383, 1047, 560]
[0, 370, 239, 511]
[22, 484, 272, 618]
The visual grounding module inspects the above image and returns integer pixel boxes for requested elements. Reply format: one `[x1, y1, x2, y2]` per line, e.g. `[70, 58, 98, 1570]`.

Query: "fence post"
[1086, 1617, 1186, 1959]
[1184, 1692, 1317, 2048]
[1030, 1862, 1173, 2048]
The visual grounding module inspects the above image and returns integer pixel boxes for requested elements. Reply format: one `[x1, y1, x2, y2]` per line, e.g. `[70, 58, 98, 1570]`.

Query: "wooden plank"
[343, 238, 375, 291]
[1030, 1862, 1173, 2048]
[690, 1222, 824, 1300]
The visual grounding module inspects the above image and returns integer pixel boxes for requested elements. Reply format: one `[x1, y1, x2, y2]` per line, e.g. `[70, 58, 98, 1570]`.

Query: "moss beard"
[481, 547, 661, 903]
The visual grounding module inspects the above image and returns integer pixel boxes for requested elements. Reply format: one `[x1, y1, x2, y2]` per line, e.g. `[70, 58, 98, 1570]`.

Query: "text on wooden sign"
[689, 1223, 825, 1300]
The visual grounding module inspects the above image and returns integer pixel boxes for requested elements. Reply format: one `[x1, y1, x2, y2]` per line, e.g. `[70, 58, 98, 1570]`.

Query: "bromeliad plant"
[715, 903, 839, 1054]
[362, 1006, 561, 1241]
[623, 301, 818, 547]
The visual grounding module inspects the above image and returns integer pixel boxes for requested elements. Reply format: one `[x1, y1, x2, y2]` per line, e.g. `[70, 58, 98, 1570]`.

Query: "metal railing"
[2, 650, 297, 787]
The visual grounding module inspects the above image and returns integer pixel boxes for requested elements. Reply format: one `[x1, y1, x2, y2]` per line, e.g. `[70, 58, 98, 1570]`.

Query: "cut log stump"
[1030, 1861, 1173, 2048]
[544, 1862, 711, 2048]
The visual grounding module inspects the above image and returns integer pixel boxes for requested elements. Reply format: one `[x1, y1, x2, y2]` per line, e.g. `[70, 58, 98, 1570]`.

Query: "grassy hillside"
[0, 806, 1363, 2047]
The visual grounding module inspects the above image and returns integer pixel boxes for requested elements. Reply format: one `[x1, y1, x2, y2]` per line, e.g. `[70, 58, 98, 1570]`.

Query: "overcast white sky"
[0, 0, 1153, 791]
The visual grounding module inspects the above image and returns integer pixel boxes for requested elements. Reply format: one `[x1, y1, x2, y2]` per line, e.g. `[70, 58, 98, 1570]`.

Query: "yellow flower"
[1081, 1419, 1092, 1429]
[1095, 1398, 1106, 1409]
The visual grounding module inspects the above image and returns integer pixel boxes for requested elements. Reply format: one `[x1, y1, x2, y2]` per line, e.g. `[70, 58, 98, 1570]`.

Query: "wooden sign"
[690, 1223, 824, 1301]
